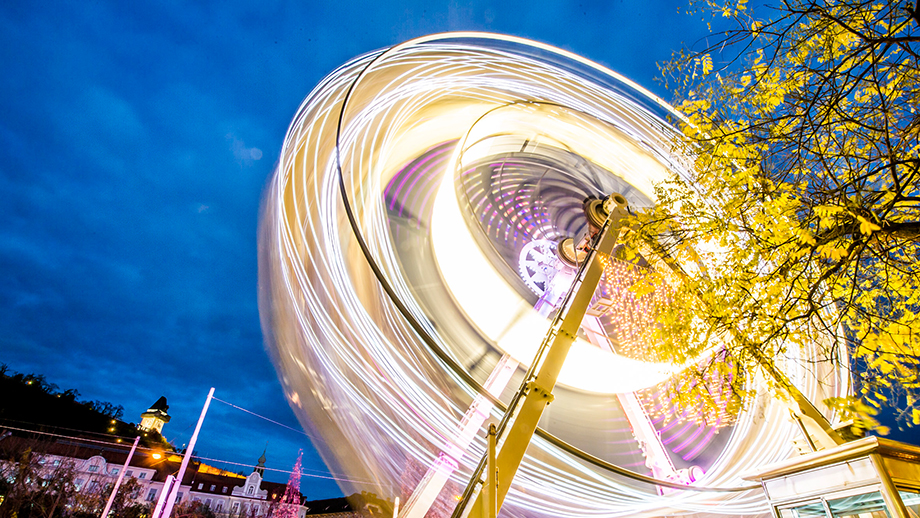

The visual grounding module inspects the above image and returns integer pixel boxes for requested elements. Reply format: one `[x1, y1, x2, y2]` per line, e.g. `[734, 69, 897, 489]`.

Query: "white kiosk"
[744, 436, 920, 518]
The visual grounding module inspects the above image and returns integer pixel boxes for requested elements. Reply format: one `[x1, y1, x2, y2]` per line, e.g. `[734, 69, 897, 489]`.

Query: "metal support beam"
[454, 194, 631, 518]
[483, 424, 497, 518]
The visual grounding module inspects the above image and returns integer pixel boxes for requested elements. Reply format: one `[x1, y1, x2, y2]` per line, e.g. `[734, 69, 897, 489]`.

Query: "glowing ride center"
[258, 33, 848, 518]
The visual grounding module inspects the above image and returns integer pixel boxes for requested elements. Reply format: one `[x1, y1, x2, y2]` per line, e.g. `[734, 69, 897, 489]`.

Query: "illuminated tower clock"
[138, 396, 171, 434]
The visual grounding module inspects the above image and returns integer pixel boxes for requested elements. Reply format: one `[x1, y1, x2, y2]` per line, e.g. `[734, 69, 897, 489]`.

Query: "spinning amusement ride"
[259, 34, 849, 518]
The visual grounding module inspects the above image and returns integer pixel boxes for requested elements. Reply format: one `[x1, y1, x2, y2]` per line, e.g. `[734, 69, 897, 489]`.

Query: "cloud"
[228, 133, 263, 166]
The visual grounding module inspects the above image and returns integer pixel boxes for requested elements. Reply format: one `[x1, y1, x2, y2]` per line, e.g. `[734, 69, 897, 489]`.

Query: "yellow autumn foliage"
[644, 0, 920, 432]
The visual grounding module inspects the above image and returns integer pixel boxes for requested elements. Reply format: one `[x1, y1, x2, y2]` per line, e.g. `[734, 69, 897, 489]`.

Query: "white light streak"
[259, 33, 848, 518]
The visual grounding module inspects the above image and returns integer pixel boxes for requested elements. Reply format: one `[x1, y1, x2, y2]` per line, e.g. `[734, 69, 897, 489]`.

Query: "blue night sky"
[1, 0, 745, 500]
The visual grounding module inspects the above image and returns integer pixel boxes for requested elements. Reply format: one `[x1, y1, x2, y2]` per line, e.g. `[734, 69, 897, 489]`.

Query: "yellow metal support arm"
[454, 195, 631, 518]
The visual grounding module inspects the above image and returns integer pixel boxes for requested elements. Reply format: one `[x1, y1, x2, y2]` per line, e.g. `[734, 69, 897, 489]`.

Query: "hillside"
[0, 364, 171, 451]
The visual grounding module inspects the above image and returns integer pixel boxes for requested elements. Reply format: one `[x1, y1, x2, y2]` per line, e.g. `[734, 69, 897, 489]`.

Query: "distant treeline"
[0, 364, 168, 449]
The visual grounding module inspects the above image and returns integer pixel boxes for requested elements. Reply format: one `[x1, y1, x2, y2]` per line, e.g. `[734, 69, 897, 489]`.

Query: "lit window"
[88, 465, 99, 473]
[112, 468, 120, 476]
[53, 459, 61, 467]
[146, 489, 157, 502]
[211, 485, 216, 491]
[223, 487, 228, 494]
[198, 483, 204, 490]
[139, 472, 147, 479]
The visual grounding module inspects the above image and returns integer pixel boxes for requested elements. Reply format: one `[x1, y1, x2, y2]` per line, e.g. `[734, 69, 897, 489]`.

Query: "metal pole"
[159, 387, 215, 518]
[100, 435, 140, 518]
[869, 453, 909, 518]
[484, 424, 497, 518]
[152, 475, 177, 518]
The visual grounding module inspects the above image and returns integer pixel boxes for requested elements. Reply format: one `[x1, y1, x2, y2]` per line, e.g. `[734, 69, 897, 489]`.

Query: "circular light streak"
[259, 33, 848, 518]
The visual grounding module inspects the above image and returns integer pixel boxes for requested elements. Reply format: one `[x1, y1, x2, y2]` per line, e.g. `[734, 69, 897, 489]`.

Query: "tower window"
[247, 486, 254, 495]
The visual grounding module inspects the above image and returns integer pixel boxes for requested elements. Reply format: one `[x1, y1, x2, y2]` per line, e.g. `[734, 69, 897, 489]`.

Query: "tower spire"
[255, 442, 267, 476]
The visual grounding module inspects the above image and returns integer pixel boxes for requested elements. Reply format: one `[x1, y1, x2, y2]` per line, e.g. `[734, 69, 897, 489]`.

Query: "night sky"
[1, 0, 751, 501]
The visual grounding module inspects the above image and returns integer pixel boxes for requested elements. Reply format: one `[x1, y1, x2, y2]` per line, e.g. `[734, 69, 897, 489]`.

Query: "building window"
[111, 468, 120, 476]
[88, 465, 99, 473]
[254, 505, 260, 515]
[53, 459, 61, 467]
[146, 489, 157, 502]
[177, 492, 183, 502]
[139, 472, 147, 479]
[211, 485, 216, 491]
[205, 498, 212, 507]
[222, 487, 228, 494]
[232, 503, 240, 513]
[216, 502, 223, 512]
[126, 470, 133, 476]
[247, 486, 254, 495]
[198, 483, 204, 490]
[75, 478, 85, 490]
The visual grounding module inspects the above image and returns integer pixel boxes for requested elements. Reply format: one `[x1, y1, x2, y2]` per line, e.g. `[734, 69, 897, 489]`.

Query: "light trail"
[259, 33, 848, 518]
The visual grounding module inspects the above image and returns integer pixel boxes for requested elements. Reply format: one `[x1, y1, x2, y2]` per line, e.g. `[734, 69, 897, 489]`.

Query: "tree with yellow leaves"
[635, 0, 920, 435]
